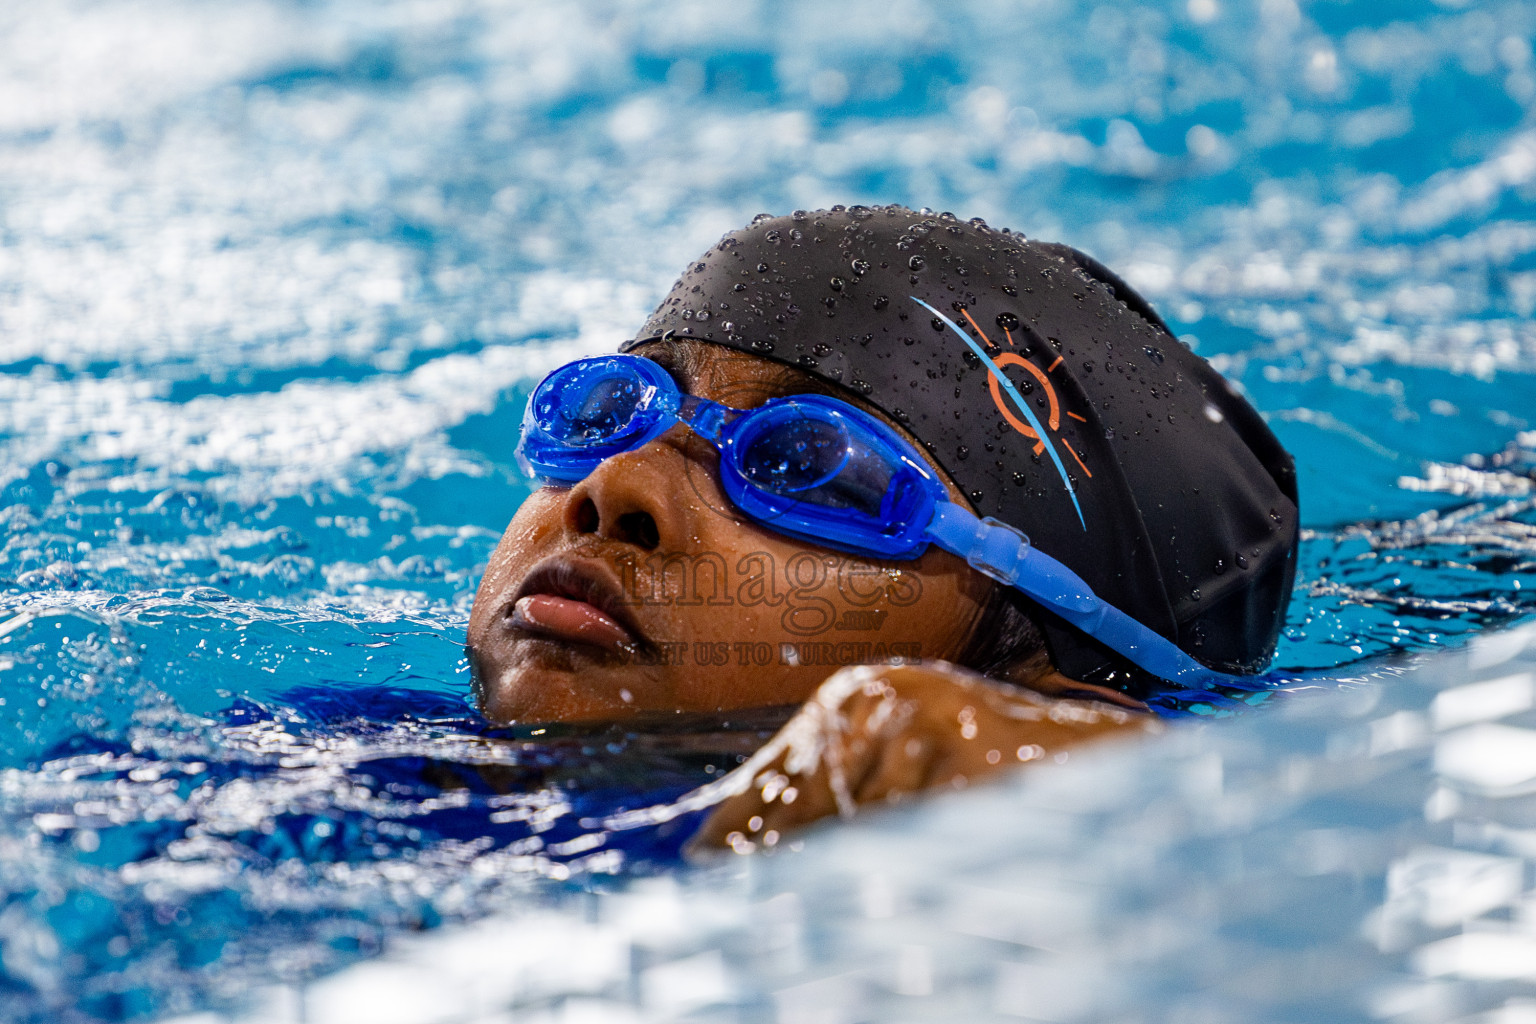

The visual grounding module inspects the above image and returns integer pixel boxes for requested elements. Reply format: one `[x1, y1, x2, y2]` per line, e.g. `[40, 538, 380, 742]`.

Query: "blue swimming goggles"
[518, 354, 1288, 694]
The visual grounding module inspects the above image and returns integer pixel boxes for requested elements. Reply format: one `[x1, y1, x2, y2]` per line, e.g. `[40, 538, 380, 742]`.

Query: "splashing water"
[2, 0, 1536, 1020]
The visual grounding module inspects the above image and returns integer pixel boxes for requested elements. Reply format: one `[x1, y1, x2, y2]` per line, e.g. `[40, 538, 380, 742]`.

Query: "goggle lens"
[533, 361, 651, 448]
[739, 416, 851, 495]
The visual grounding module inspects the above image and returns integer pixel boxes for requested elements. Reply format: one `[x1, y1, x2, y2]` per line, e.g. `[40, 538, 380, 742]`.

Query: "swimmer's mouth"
[506, 557, 649, 656]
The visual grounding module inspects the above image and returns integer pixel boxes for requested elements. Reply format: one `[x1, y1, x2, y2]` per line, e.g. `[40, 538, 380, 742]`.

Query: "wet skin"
[467, 342, 996, 724]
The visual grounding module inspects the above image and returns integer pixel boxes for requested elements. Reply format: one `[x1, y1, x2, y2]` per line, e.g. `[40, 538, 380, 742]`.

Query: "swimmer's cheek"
[686, 662, 1160, 856]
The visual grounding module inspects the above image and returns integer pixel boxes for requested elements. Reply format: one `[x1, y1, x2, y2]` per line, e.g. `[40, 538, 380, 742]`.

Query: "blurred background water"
[3, 0, 1536, 1020]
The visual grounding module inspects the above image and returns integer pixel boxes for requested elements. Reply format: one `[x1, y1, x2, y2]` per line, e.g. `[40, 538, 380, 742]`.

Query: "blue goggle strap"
[523, 357, 1291, 697]
[925, 501, 1291, 693]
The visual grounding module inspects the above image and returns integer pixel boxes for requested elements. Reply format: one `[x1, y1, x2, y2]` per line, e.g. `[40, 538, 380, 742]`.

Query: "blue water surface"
[2, 0, 1536, 1019]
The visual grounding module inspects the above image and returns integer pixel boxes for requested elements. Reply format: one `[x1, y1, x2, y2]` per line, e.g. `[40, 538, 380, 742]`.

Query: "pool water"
[189, 619, 1536, 1024]
[1, 0, 1535, 1020]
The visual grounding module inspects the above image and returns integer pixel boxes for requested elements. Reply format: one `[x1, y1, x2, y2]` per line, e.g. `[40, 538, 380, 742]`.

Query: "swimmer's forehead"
[627, 339, 854, 407]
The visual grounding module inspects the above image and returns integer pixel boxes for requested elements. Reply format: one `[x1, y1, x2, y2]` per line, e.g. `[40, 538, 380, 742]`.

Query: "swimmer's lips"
[505, 559, 648, 657]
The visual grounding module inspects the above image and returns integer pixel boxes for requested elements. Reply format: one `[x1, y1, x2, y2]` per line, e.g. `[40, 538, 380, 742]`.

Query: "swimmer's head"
[467, 206, 1299, 721]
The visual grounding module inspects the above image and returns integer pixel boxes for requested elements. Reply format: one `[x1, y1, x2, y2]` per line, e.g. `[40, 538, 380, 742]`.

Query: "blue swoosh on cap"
[910, 297, 1086, 531]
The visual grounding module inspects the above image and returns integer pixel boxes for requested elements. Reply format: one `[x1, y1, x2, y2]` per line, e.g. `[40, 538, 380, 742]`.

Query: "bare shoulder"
[688, 660, 1161, 855]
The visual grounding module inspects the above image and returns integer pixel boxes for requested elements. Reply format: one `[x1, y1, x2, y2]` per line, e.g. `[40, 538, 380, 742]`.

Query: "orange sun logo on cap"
[912, 298, 1090, 530]
[976, 339, 1092, 480]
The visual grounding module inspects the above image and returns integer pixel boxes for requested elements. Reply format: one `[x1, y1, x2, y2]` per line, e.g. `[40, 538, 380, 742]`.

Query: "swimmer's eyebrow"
[758, 365, 851, 403]
[634, 338, 850, 405]
[634, 342, 694, 394]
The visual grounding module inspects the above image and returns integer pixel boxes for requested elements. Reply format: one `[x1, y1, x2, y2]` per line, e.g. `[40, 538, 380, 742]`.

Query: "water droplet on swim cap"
[765, 230, 782, 244]
[873, 295, 889, 310]
[829, 277, 844, 292]
[851, 258, 870, 276]
[909, 255, 926, 271]
[1144, 345, 1165, 364]
[996, 312, 1020, 332]
[757, 263, 770, 273]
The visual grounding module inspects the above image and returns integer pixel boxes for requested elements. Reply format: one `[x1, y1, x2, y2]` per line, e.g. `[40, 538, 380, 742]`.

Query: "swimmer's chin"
[476, 659, 653, 725]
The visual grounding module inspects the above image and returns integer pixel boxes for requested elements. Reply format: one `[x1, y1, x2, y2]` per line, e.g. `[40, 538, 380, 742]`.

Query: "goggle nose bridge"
[675, 393, 733, 444]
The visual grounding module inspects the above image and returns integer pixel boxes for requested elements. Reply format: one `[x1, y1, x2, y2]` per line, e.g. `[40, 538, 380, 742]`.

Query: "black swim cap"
[623, 206, 1299, 687]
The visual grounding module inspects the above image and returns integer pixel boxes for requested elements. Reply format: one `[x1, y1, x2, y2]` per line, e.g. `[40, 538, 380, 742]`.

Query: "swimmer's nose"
[562, 445, 686, 552]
